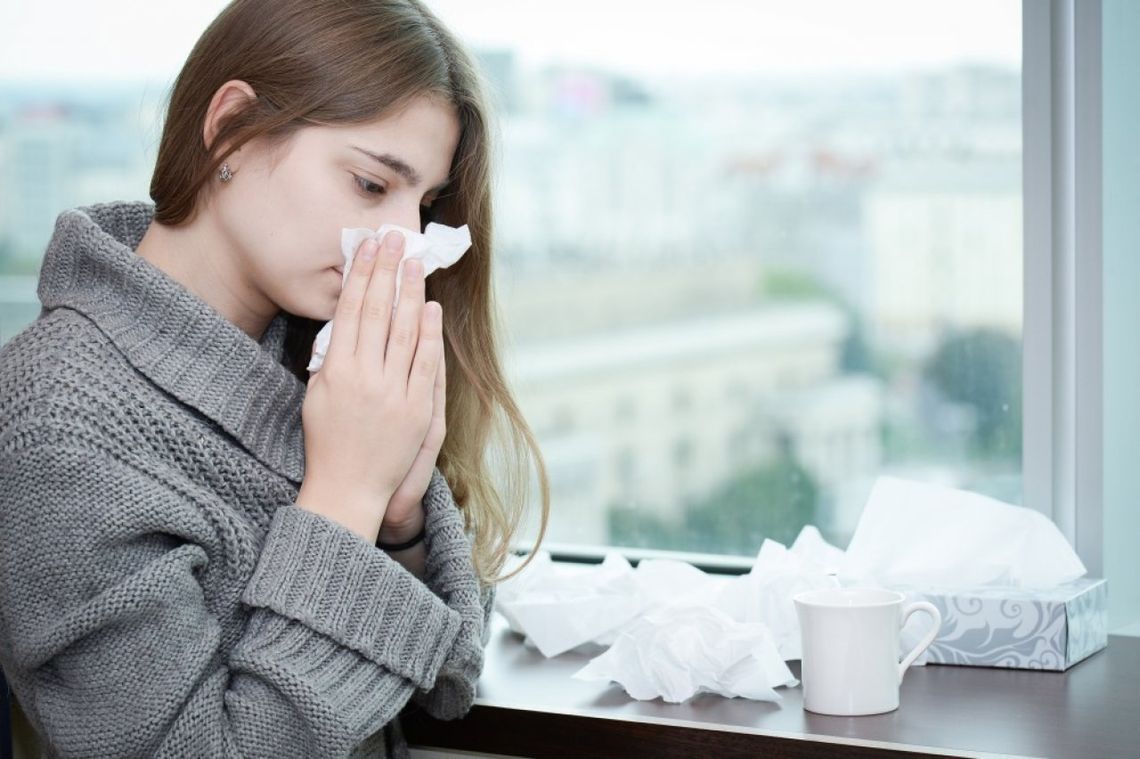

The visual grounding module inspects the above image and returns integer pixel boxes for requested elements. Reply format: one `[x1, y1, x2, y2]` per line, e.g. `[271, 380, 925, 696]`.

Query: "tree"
[759, 267, 878, 376]
[924, 328, 1021, 458]
[606, 501, 685, 552]
[683, 440, 818, 553]
[607, 441, 819, 555]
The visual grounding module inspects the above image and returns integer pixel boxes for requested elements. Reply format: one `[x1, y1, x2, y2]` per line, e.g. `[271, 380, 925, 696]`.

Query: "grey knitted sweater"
[0, 201, 493, 758]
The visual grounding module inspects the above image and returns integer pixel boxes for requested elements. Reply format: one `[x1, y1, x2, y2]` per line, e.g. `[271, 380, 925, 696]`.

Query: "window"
[0, 1, 1133, 633]
[440, 0, 1025, 556]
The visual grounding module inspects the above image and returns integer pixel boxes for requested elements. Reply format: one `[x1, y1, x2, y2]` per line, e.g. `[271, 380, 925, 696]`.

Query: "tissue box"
[897, 577, 1108, 671]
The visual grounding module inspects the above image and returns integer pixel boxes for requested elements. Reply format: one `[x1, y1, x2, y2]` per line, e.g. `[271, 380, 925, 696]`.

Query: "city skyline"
[0, 13, 1024, 554]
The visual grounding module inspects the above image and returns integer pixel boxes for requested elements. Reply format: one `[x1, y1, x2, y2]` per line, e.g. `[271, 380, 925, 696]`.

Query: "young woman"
[0, 0, 549, 756]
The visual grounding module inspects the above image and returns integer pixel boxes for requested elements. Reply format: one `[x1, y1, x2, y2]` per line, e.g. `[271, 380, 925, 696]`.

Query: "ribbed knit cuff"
[241, 504, 463, 692]
[420, 468, 480, 596]
[229, 609, 414, 745]
[417, 469, 487, 690]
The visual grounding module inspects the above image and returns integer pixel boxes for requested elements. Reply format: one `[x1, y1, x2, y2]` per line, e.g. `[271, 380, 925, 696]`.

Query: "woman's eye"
[353, 175, 386, 196]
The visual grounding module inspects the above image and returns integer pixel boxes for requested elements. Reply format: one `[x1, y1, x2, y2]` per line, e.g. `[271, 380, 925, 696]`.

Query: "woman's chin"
[278, 296, 335, 324]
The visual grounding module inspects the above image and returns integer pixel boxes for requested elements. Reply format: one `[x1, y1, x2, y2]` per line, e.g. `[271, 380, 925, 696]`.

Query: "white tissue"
[496, 478, 1088, 700]
[838, 476, 1087, 590]
[711, 531, 843, 660]
[495, 552, 648, 658]
[572, 605, 798, 703]
[306, 222, 472, 373]
[495, 527, 837, 702]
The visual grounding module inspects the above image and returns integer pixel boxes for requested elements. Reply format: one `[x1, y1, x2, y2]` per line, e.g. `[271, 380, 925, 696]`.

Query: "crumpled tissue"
[713, 530, 847, 660]
[572, 605, 798, 702]
[496, 526, 840, 703]
[497, 476, 1090, 699]
[838, 476, 1088, 590]
[307, 222, 471, 373]
[494, 551, 648, 658]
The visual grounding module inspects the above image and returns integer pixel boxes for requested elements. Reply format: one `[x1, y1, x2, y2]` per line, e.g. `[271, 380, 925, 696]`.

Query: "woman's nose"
[378, 200, 423, 235]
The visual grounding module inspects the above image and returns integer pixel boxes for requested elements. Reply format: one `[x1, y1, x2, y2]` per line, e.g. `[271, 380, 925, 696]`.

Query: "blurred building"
[1, 105, 84, 265]
[0, 85, 158, 270]
[0, 276, 40, 345]
[864, 155, 1022, 357]
[504, 302, 884, 545]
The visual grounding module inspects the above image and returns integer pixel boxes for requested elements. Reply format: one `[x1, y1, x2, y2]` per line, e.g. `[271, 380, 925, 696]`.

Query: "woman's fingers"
[324, 237, 378, 366]
[423, 333, 447, 451]
[357, 231, 405, 363]
[385, 253, 425, 383]
[408, 301, 443, 408]
[434, 338, 446, 416]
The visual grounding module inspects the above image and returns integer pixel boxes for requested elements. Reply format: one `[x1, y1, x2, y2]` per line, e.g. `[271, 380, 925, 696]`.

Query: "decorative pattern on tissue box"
[901, 577, 1107, 671]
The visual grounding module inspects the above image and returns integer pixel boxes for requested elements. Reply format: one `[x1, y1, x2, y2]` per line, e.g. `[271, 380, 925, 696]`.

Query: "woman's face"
[215, 94, 461, 323]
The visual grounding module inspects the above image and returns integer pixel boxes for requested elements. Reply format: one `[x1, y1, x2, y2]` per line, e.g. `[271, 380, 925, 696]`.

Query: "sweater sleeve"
[405, 468, 496, 720]
[0, 441, 474, 758]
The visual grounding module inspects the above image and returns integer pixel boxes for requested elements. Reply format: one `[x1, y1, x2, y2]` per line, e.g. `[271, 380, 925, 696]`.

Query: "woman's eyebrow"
[350, 145, 451, 193]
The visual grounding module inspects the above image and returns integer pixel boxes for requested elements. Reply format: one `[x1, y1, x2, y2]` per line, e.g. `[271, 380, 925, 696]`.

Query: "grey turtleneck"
[0, 201, 492, 758]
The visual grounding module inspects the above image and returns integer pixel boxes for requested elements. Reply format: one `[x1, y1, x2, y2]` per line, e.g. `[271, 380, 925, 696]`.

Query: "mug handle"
[897, 601, 942, 683]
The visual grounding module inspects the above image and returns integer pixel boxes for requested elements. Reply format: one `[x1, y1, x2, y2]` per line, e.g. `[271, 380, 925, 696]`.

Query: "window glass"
[0, 1, 1023, 557]
[432, 0, 1023, 553]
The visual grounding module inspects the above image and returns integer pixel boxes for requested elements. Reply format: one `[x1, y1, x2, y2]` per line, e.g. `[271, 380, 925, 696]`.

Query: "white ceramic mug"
[793, 587, 941, 716]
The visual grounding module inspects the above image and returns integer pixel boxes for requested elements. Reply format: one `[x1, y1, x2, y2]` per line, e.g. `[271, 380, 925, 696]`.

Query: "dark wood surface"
[403, 613, 1140, 758]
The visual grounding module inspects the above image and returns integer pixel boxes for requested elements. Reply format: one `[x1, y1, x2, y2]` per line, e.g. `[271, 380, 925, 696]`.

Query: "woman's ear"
[202, 79, 257, 160]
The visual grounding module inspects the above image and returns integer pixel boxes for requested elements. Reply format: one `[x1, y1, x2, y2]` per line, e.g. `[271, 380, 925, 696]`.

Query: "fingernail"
[386, 230, 406, 252]
[360, 239, 378, 261]
[405, 258, 422, 278]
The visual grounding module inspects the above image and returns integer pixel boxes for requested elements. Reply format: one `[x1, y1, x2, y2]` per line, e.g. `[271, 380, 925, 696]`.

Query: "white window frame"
[1023, 0, 1103, 575]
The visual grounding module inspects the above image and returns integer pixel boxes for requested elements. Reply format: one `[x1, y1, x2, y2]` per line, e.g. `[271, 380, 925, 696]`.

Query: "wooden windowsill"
[403, 613, 1140, 758]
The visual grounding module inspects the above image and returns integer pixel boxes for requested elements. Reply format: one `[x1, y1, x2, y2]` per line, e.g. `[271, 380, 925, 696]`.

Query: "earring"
[218, 162, 234, 183]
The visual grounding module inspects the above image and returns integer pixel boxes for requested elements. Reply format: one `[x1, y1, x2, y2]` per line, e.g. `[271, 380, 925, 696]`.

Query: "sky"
[0, 0, 1020, 84]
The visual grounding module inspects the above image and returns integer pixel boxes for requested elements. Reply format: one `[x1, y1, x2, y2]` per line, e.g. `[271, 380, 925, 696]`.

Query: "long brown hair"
[149, 0, 548, 584]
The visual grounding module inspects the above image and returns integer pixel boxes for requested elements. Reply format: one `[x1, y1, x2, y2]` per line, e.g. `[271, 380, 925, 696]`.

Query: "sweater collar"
[37, 200, 307, 485]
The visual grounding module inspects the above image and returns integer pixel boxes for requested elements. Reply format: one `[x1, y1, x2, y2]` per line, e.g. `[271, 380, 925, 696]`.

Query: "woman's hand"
[295, 230, 444, 545]
[378, 345, 446, 539]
